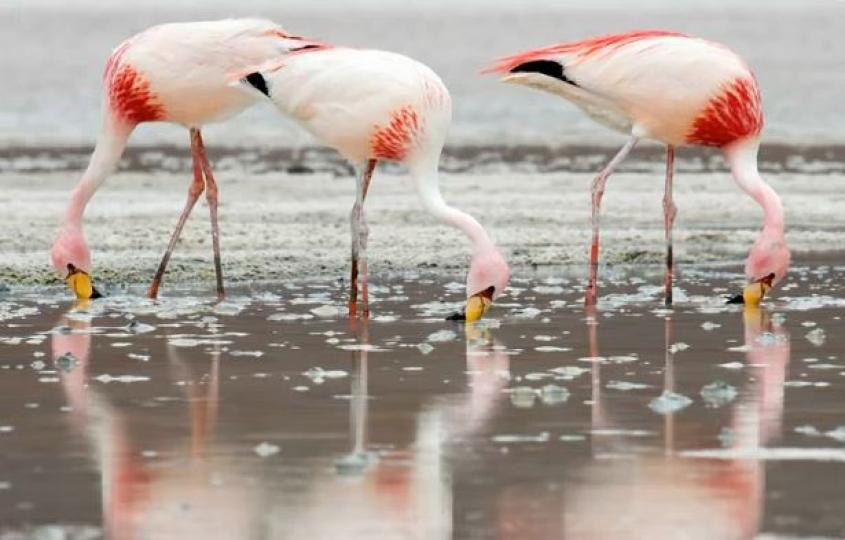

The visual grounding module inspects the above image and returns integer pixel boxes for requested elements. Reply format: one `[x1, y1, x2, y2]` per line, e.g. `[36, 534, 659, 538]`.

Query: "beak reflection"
[446, 286, 495, 322]
[65, 263, 103, 300]
[726, 272, 775, 306]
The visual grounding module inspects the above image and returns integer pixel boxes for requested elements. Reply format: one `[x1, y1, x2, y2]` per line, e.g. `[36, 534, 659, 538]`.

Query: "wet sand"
[2, 147, 844, 289]
[1, 262, 845, 538]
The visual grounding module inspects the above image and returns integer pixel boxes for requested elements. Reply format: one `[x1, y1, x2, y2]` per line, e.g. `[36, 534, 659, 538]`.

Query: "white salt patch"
[591, 429, 654, 437]
[719, 362, 745, 370]
[508, 386, 539, 408]
[727, 345, 751, 352]
[229, 350, 264, 358]
[794, 425, 821, 436]
[700, 381, 738, 408]
[267, 312, 314, 321]
[649, 391, 693, 414]
[254, 442, 281, 457]
[427, 329, 457, 343]
[701, 321, 721, 331]
[94, 374, 150, 383]
[681, 447, 845, 462]
[0, 426, 14, 433]
[825, 427, 845, 442]
[549, 366, 590, 379]
[127, 353, 150, 362]
[559, 435, 586, 442]
[292, 386, 310, 392]
[513, 307, 542, 319]
[492, 432, 550, 443]
[669, 342, 690, 353]
[534, 335, 555, 342]
[535, 346, 572, 353]
[310, 305, 341, 318]
[402, 366, 424, 372]
[805, 328, 827, 346]
[338, 344, 387, 352]
[417, 343, 434, 355]
[540, 384, 570, 405]
[606, 381, 650, 391]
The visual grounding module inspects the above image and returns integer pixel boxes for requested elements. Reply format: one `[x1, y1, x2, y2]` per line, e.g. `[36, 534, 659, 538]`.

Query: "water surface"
[1, 263, 845, 538]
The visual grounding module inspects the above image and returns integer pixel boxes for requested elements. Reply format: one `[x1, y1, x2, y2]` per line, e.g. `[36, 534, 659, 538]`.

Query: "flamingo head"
[727, 232, 790, 306]
[51, 227, 102, 300]
[448, 247, 510, 322]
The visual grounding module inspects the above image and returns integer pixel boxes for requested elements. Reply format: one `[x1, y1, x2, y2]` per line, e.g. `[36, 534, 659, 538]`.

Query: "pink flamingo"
[241, 48, 510, 320]
[486, 31, 790, 306]
[50, 19, 326, 300]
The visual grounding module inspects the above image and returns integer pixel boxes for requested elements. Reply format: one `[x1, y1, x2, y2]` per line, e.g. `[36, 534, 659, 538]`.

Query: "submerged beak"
[726, 273, 775, 306]
[65, 264, 103, 300]
[446, 286, 495, 322]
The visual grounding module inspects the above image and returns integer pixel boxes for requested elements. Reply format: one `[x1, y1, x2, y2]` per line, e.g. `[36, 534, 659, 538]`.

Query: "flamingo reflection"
[566, 306, 790, 539]
[270, 321, 510, 538]
[51, 303, 249, 539]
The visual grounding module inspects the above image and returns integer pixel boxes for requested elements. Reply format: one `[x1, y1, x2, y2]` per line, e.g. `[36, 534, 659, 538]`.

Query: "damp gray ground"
[1, 262, 845, 539]
[3, 159, 845, 288]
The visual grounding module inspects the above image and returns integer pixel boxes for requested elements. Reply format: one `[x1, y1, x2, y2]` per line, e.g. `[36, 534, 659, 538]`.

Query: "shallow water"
[1, 263, 845, 539]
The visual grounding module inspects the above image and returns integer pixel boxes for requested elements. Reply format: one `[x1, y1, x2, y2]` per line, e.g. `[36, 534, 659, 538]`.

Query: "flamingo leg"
[349, 160, 377, 318]
[147, 128, 206, 299]
[195, 130, 225, 300]
[585, 136, 639, 306]
[663, 145, 677, 306]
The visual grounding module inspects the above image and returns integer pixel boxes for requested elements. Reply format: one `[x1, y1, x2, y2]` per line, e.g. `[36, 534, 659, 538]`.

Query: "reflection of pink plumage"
[489, 31, 790, 306]
[51, 19, 325, 299]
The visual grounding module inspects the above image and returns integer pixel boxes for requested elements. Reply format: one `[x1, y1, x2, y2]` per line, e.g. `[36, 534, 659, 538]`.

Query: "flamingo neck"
[724, 139, 784, 235]
[64, 119, 133, 229]
[409, 157, 495, 255]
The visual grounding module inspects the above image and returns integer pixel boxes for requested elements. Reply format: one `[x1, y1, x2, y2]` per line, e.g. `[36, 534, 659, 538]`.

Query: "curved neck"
[64, 118, 133, 229]
[409, 158, 495, 254]
[724, 139, 784, 234]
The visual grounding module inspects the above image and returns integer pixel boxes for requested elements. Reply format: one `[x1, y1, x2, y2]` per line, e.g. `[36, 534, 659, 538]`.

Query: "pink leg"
[585, 136, 639, 306]
[148, 128, 206, 299]
[195, 131, 225, 300]
[663, 145, 677, 306]
[349, 159, 377, 318]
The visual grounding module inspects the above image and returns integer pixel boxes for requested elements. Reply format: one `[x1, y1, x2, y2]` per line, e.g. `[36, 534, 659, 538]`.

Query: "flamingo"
[486, 31, 790, 306]
[238, 48, 510, 320]
[50, 18, 326, 300]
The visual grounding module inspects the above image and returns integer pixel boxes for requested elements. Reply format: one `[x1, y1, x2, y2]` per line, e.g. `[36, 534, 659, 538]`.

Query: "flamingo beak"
[446, 286, 495, 322]
[65, 264, 103, 300]
[726, 273, 775, 306]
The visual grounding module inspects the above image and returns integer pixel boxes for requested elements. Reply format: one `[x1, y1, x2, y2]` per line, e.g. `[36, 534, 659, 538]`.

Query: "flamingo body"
[488, 31, 762, 148]
[489, 31, 788, 305]
[247, 49, 451, 165]
[245, 48, 509, 315]
[104, 19, 311, 128]
[52, 19, 324, 299]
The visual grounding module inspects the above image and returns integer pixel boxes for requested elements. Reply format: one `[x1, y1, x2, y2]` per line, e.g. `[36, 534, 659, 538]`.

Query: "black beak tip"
[446, 311, 466, 321]
[726, 293, 745, 305]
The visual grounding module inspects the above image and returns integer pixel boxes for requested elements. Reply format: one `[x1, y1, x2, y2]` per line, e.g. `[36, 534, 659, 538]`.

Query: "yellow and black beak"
[446, 286, 495, 322]
[726, 272, 775, 306]
[65, 264, 103, 300]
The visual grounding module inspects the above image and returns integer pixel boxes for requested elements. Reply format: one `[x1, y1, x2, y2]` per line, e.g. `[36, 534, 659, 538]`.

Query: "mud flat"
[1, 143, 843, 290]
